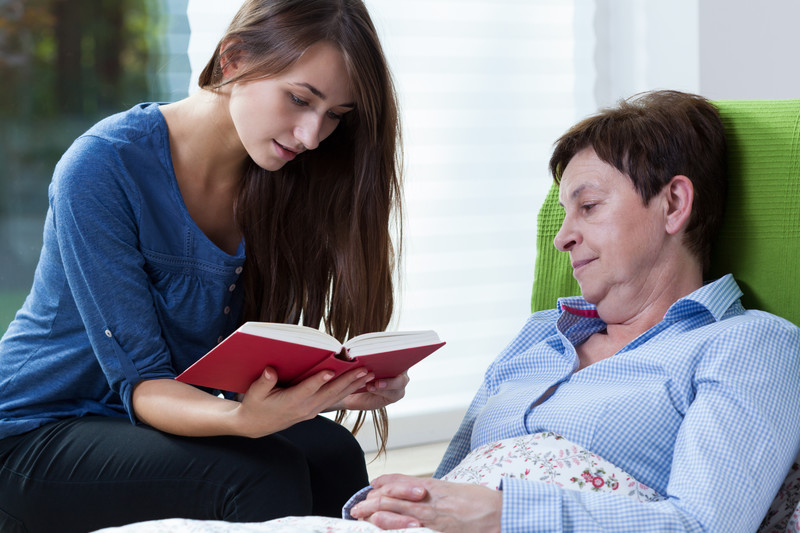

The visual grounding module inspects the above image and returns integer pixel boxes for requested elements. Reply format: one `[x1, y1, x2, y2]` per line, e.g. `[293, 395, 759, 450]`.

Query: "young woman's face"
[227, 41, 355, 171]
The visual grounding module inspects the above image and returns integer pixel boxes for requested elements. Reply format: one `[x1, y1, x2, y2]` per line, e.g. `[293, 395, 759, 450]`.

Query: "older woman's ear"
[664, 175, 694, 236]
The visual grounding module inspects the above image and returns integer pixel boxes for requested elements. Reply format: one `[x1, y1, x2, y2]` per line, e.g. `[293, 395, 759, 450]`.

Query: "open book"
[176, 322, 445, 394]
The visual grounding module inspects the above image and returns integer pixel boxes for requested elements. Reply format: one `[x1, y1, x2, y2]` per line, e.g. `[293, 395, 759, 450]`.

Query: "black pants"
[0, 415, 369, 533]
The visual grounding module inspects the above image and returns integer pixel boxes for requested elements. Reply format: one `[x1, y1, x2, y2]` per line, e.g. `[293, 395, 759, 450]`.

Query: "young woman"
[0, 1, 406, 531]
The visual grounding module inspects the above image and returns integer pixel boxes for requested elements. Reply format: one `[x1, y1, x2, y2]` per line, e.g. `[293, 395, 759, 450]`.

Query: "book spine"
[336, 346, 352, 361]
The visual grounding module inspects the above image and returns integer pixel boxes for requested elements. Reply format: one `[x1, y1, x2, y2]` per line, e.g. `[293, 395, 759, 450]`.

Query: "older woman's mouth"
[572, 258, 596, 271]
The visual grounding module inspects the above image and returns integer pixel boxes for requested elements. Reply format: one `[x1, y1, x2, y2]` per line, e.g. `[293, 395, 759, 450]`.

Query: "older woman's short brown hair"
[549, 90, 727, 272]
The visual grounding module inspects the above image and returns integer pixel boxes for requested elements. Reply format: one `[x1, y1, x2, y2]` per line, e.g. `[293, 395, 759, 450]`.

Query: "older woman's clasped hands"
[351, 474, 502, 532]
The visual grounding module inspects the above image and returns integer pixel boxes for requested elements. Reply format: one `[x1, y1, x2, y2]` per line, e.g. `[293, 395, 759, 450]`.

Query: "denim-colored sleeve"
[497, 314, 800, 532]
[50, 135, 176, 420]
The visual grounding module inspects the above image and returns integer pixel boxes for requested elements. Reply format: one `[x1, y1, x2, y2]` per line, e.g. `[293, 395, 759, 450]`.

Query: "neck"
[597, 254, 703, 344]
[160, 88, 247, 192]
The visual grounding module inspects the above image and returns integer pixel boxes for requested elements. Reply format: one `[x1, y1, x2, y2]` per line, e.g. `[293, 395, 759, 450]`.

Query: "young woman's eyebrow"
[291, 82, 355, 108]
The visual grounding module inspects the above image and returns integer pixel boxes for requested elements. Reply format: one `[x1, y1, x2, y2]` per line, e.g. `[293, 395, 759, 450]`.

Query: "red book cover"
[176, 325, 445, 394]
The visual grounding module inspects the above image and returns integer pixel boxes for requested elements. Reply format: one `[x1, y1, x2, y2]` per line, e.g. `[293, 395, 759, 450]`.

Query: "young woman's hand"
[232, 366, 376, 437]
[327, 371, 409, 412]
[349, 474, 502, 533]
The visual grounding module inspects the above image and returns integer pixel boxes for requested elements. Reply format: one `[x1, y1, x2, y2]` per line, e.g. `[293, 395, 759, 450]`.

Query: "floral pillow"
[758, 455, 800, 533]
[440, 431, 663, 502]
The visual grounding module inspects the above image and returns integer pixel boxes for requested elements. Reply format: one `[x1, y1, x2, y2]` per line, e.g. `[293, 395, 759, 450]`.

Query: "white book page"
[238, 322, 342, 351]
[345, 330, 441, 356]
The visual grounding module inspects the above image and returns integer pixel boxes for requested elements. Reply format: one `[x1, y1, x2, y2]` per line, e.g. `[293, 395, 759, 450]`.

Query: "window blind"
[360, 0, 590, 448]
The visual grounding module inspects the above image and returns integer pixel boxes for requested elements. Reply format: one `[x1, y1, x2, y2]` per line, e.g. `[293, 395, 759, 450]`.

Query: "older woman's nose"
[554, 217, 578, 252]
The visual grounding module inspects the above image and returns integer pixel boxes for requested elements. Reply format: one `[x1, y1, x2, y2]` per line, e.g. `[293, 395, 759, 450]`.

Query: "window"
[0, 0, 190, 328]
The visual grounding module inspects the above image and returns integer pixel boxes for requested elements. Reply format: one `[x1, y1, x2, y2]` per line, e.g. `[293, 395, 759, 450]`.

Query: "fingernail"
[356, 370, 368, 379]
[323, 372, 334, 381]
[412, 487, 424, 497]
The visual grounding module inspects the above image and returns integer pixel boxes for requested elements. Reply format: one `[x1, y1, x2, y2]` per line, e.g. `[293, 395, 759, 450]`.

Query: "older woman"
[349, 91, 800, 532]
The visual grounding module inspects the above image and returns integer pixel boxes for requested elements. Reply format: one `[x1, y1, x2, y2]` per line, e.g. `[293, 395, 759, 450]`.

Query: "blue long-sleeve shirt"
[434, 275, 800, 532]
[0, 103, 245, 439]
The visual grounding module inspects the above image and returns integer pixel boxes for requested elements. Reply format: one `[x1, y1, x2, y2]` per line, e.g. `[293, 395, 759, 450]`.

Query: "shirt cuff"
[500, 477, 562, 533]
[342, 485, 373, 520]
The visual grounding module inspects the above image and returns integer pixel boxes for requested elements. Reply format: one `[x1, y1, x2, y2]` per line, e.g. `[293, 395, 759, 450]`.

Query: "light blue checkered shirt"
[433, 275, 800, 532]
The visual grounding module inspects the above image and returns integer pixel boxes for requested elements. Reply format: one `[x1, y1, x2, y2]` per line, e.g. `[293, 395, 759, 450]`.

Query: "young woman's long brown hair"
[198, 0, 403, 452]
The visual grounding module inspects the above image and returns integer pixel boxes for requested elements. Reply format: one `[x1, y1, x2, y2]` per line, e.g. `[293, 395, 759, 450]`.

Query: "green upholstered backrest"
[531, 99, 800, 327]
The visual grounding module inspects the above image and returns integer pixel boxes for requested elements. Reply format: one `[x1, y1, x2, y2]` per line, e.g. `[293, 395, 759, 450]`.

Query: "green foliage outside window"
[0, 0, 189, 331]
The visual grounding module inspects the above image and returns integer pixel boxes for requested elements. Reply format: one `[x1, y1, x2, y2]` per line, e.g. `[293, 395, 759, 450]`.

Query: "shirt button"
[224, 306, 231, 315]
[105, 329, 113, 338]
[235, 266, 243, 275]
[228, 284, 236, 292]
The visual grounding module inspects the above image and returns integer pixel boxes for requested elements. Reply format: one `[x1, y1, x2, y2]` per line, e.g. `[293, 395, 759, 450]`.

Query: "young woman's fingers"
[298, 367, 375, 398]
[367, 371, 409, 393]
[243, 366, 279, 399]
[259, 367, 373, 417]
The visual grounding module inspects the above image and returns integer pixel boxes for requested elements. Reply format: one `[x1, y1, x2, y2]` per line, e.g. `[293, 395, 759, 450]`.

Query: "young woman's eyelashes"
[289, 92, 308, 107]
[289, 93, 344, 121]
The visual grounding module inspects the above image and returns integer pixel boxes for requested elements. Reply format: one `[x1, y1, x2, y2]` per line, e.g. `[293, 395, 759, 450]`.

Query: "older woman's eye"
[581, 203, 596, 212]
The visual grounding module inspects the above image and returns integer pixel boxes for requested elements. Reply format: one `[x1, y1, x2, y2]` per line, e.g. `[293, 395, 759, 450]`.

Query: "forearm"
[500, 478, 699, 533]
[132, 367, 377, 439]
[131, 378, 253, 437]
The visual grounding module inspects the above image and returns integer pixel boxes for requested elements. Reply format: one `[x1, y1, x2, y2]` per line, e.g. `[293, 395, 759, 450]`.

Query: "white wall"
[592, 0, 700, 108]
[698, 0, 800, 100]
[591, 0, 800, 106]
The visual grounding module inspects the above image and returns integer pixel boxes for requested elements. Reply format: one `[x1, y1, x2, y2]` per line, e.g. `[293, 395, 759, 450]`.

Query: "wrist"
[324, 400, 346, 413]
[229, 401, 270, 438]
